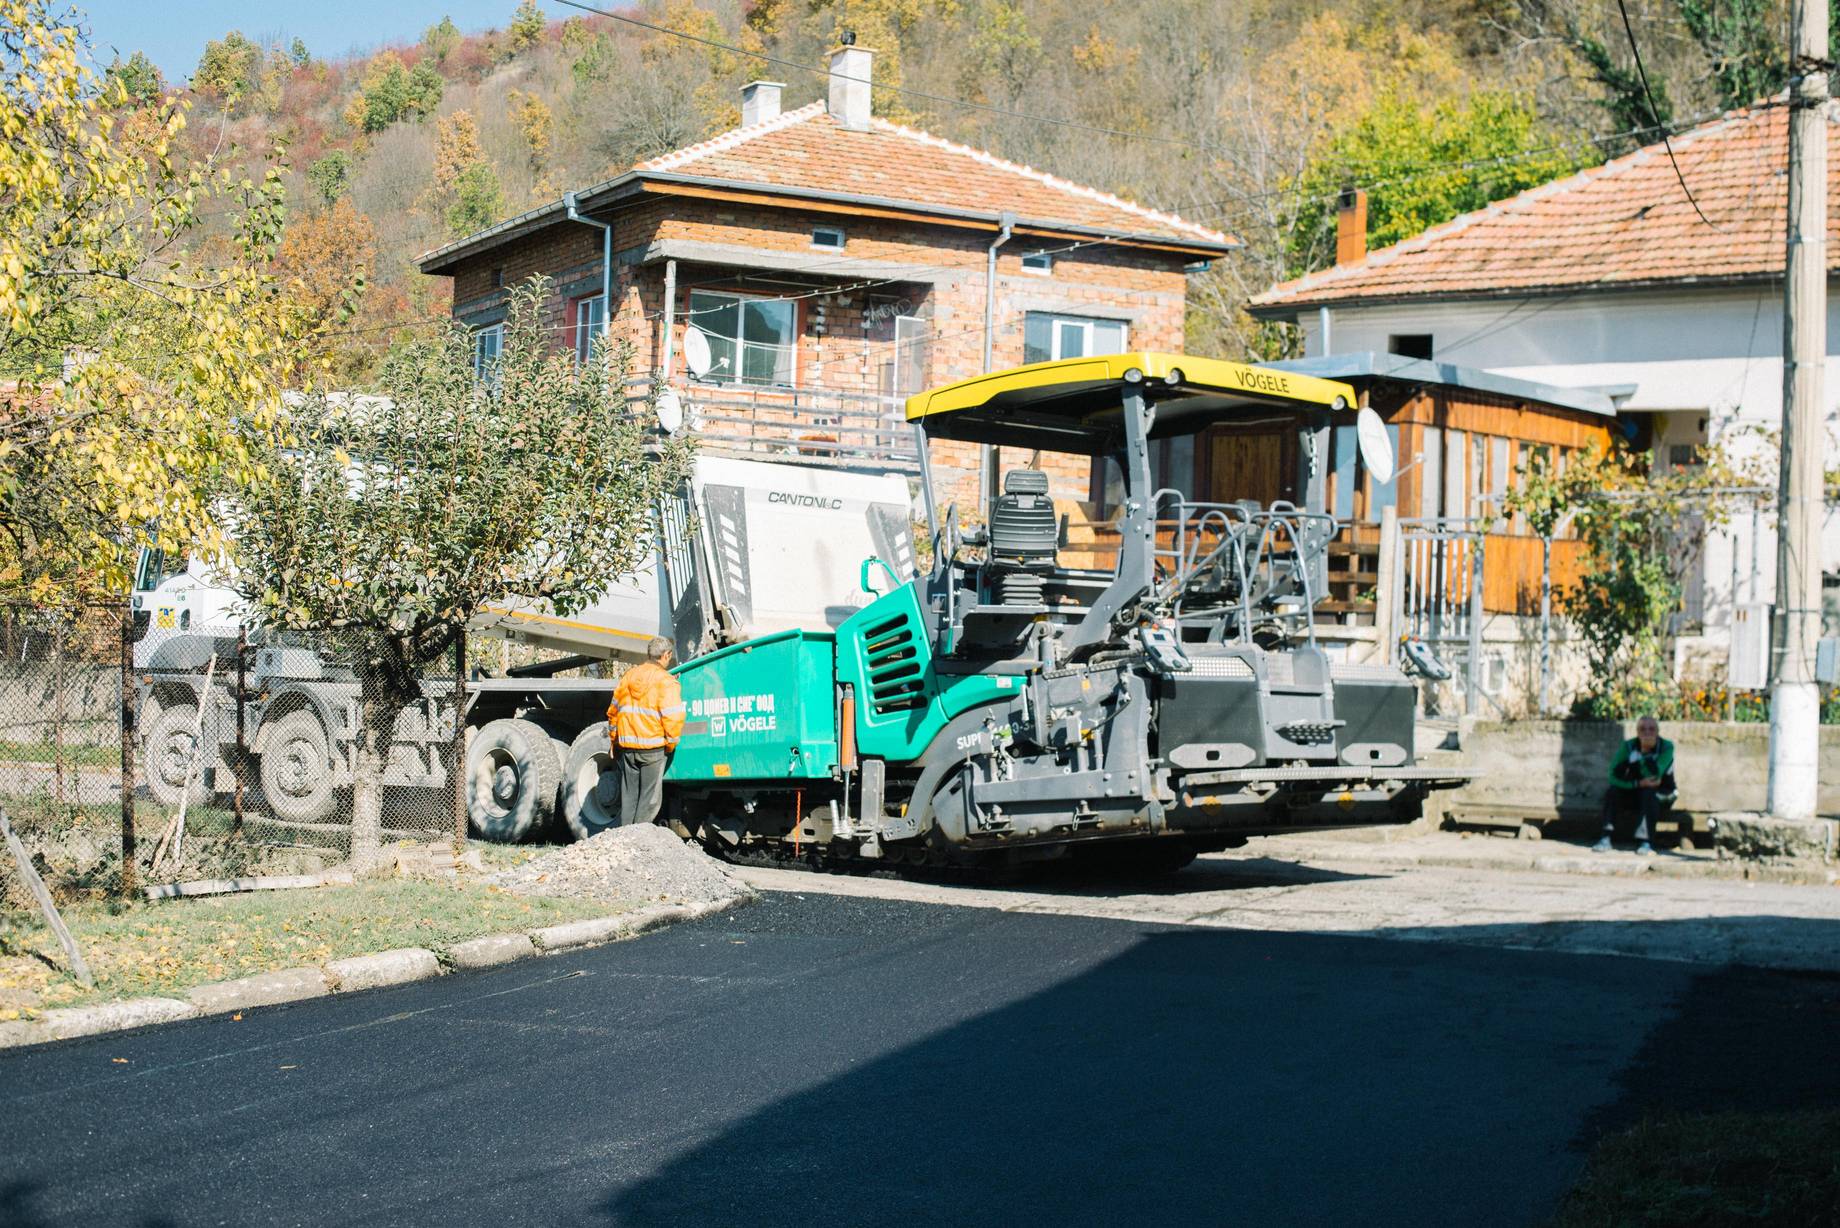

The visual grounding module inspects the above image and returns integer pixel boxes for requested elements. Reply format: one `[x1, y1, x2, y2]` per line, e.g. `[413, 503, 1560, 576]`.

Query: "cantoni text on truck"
[132, 353, 1464, 870]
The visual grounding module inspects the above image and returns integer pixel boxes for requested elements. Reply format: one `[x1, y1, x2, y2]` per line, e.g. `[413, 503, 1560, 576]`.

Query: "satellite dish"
[1356, 406, 1395, 486]
[683, 327, 713, 379]
[656, 387, 684, 435]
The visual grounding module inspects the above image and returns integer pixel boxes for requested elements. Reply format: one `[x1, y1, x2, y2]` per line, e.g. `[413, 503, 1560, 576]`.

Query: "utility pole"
[1768, 0, 1828, 820]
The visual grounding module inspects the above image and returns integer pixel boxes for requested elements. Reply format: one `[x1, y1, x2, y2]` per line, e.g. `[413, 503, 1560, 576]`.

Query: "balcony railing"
[628, 378, 919, 472]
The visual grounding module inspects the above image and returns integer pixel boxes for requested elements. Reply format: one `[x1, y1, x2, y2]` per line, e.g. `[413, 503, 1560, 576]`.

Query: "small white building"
[1250, 101, 1840, 672]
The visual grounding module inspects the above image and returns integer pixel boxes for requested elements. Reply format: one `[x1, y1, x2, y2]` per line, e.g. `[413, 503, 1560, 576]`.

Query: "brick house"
[415, 46, 1230, 506]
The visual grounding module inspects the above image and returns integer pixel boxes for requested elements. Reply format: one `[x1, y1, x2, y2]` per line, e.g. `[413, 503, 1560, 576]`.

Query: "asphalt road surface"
[2, 888, 1837, 1227]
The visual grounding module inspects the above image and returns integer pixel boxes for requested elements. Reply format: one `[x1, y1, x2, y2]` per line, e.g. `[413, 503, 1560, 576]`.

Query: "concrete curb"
[1264, 840, 1840, 887]
[0, 892, 752, 1053]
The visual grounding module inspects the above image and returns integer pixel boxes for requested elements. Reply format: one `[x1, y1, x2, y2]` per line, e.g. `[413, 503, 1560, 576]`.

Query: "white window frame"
[1020, 250, 1053, 274]
[687, 289, 797, 388]
[473, 323, 503, 382]
[1024, 311, 1128, 363]
[810, 225, 846, 250]
[574, 295, 606, 366]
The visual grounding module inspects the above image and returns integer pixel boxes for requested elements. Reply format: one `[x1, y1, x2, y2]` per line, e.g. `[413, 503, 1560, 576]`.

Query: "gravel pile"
[487, 823, 752, 909]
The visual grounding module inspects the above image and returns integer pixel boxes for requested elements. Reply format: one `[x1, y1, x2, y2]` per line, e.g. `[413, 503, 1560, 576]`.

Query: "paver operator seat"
[987, 468, 1058, 606]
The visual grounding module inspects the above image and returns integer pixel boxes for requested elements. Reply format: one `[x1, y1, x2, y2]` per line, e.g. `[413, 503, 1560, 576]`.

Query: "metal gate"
[1394, 517, 1486, 714]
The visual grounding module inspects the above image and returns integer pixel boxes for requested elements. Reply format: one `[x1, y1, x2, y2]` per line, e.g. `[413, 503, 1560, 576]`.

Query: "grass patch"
[0, 878, 616, 1016]
[0, 739, 118, 767]
[1550, 1110, 1840, 1227]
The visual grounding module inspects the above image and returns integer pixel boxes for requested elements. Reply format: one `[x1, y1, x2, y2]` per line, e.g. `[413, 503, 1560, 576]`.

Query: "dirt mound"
[486, 823, 751, 909]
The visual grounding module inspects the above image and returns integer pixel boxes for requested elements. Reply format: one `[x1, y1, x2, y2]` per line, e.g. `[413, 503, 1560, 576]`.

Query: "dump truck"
[130, 454, 915, 839]
[133, 352, 1462, 866]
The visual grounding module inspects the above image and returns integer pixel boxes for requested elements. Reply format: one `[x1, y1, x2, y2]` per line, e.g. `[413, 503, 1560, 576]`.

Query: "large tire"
[559, 721, 622, 842]
[144, 703, 209, 808]
[258, 708, 338, 823]
[467, 717, 561, 843]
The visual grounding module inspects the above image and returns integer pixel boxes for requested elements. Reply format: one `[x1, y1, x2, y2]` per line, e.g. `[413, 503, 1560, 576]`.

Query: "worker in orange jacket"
[607, 637, 685, 826]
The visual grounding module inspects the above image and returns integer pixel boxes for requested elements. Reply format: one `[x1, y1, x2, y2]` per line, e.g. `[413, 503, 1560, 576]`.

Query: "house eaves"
[1243, 270, 1819, 322]
[1268, 351, 1621, 418]
[418, 169, 1237, 275]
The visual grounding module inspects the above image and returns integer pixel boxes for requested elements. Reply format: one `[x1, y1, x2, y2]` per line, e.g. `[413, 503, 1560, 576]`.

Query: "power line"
[1614, 0, 1722, 230]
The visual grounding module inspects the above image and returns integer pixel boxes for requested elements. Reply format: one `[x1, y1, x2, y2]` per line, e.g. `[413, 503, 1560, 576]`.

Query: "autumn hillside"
[114, 0, 1817, 376]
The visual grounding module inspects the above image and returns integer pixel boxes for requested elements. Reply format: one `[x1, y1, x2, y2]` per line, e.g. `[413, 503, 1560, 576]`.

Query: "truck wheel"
[467, 718, 561, 843]
[559, 722, 621, 841]
[144, 704, 209, 808]
[258, 708, 338, 823]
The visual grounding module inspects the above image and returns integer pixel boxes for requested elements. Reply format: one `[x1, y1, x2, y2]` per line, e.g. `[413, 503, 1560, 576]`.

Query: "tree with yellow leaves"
[0, 1, 316, 601]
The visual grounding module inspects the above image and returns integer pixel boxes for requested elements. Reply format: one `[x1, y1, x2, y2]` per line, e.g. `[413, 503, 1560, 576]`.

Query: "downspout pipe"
[980, 210, 1017, 508]
[564, 191, 612, 354]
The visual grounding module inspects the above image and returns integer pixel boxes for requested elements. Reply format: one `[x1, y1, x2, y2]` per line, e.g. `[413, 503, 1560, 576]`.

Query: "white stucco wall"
[1292, 286, 1840, 648]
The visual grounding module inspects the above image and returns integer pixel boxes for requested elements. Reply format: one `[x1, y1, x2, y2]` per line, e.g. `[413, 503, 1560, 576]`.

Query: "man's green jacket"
[1607, 737, 1674, 789]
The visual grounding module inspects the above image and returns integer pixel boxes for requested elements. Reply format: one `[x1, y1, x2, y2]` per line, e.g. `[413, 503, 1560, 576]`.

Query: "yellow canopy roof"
[904, 352, 1356, 448]
[907, 352, 1354, 420]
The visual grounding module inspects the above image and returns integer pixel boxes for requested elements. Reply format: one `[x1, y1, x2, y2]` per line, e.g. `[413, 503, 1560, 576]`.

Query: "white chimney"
[827, 45, 872, 130]
[740, 80, 783, 126]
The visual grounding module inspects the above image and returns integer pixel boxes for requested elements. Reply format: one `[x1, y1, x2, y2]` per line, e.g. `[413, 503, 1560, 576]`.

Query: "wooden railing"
[629, 378, 919, 472]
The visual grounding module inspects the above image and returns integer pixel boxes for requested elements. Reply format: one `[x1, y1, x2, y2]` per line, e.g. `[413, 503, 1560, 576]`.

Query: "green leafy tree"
[289, 36, 310, 66]
[1, 0, 314, 604]
[1288, 89, 1584, 276]
[447, 161, 505, 236]
[422, 16, 461, 62]
[570, 30, 616, 86]
[306, 149, 352, 204]
[408, 61, 445, 114]
[193, 29, 261, 105]
[103, 50, 164, 105]
[509, 0, 546, 51]
[225, 279, 693, 862]
[1505, 441, 1762, 717]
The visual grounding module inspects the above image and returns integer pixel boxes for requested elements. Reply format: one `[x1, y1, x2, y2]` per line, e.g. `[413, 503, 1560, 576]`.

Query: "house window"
[473, 323, 503, 381]
[893, 315, 929, 398]
[490, 267, 504, 289]
[1388, 334, 1433, 360]
[811, 226, 845, 250]
[1022, 312, 1127, 364]
[573, 295, 606, 365]
[687, 290, 796, 386]
[1021, 250, 1053, 273]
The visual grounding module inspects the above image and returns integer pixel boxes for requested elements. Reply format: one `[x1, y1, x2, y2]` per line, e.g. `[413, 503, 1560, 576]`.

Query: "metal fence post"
[52, 614, 65, 808]
[1466, 534, 1486, 716]
[1538, 534, 1553, 717]
[452, 630, 467, 850]
[118, 604, 138, 892]
[233, 625, 247, 833]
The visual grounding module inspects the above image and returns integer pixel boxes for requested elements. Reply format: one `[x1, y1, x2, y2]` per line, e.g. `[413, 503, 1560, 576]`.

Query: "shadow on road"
[596, 912, 1840, 1228]
[1015, 854, 1390, 896]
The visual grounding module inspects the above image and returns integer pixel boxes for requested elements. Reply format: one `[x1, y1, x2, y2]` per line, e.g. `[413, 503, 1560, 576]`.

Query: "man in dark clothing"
[1593, 714, 1676, 855]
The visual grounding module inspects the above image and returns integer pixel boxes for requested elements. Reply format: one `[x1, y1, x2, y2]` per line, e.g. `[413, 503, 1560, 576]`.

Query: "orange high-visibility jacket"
[609, 661, 686, 751]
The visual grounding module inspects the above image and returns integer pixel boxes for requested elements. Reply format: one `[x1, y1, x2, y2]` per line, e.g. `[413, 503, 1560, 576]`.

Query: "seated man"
[1593, 714, 1676, 855]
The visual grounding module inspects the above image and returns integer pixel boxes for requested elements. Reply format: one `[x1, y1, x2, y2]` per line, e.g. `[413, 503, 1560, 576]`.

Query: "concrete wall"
[1451, 719, 1840, 817]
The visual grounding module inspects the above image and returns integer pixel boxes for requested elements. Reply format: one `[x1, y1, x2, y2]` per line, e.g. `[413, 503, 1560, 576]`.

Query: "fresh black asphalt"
[1, 890, 1837, 1227]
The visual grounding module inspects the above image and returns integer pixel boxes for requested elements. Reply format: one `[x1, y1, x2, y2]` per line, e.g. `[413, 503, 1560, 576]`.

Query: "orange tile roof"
[636, 103, 1232, 249]
[417, 103, 1232, 272]
[1251, 100, 1823, 314]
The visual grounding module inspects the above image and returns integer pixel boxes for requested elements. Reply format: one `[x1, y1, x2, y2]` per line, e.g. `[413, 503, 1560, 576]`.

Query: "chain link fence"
[0, 602, 471, 903]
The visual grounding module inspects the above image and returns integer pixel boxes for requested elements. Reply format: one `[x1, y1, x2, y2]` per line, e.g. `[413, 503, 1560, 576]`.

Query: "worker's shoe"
[1591, 835, 1613, 853]
[1635, 841, 1654, 856]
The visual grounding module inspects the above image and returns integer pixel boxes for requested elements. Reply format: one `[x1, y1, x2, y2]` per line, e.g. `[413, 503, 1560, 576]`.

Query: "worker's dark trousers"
[1601, 787, 1661, 843]
[619, 747, 669, 826]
